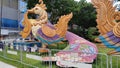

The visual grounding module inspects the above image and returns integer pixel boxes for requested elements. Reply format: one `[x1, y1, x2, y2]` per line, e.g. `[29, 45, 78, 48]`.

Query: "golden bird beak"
[28, 9, 34, 13]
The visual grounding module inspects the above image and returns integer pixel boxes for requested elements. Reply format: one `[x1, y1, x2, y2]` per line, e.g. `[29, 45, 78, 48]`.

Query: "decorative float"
[20, 0, 98, 67]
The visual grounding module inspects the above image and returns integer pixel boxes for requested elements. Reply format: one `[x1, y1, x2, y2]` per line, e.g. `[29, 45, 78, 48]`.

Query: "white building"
[0, 0, 26, 40]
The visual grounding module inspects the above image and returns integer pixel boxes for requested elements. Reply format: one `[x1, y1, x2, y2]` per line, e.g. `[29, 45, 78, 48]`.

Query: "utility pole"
[0, 0, 3, 40]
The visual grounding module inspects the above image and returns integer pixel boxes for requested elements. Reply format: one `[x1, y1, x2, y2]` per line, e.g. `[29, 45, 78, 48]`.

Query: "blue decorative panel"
[1, 18, 18, 28]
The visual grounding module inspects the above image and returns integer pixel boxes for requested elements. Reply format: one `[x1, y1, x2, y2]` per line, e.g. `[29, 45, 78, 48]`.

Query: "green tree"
[44, 0, 80, 24]
[69, 0, 97, 39]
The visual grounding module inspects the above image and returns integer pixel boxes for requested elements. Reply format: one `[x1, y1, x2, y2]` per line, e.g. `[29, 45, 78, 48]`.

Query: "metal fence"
[0, 43, 51, 68]
[0, 43, 120, 68]
[110, 55, 120, 68]
[50, 49, 109, 68]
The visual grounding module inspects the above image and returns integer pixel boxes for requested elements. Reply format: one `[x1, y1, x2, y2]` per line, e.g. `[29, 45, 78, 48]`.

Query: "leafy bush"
[87, 27, 99, 42]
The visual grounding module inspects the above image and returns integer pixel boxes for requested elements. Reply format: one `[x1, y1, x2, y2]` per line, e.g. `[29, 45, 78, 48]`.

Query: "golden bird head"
[27, 0, 47, 14]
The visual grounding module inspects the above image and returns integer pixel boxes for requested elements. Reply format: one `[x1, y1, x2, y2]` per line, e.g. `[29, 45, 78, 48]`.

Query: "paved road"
[0, 61, 16, 68]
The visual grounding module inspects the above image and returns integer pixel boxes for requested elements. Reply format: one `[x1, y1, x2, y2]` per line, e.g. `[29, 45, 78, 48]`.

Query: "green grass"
[0, 51, 51, 68]
[0, 43, 68, 68]
[92, 45, 120, 68]
[0, 43, 120, 68]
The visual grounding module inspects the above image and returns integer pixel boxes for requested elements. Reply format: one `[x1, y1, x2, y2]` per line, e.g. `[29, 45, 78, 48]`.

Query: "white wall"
[2, 6, 18, 20]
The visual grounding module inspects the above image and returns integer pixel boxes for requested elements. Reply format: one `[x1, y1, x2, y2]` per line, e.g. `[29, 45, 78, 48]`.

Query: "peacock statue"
[92, 0, 120, 55]
[20, 0, 98, 67]
[20, 0, 72, 45]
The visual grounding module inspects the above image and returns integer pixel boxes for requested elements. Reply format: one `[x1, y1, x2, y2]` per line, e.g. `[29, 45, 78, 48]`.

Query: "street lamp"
[0, 0, 3, 40]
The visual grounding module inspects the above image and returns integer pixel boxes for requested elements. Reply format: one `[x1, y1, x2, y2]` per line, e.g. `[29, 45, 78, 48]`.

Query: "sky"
[74, 0, 91, 2]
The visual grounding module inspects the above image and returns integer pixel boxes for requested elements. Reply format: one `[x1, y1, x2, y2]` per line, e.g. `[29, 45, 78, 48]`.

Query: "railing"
[50, 49, 109, 68]
[110, 55, 120, 68]
[0, 43, 120, 68]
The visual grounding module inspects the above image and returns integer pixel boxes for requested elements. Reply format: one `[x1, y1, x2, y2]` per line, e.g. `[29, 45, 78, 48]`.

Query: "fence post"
[48, 49, 52, 68]
[106, 54, 109, 68]
[20, 45, 23, 63]
[110, 56, 112, 68]
[3, 44, 6, 58]
[20, 39, 25, 63]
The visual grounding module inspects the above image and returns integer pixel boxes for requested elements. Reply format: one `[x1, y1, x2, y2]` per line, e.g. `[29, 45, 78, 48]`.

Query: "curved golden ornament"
[55, 13, 73, 37]
[41, 25, 56, 37]
[113, 23, 120, 37]
[37, 0, 47, 10]
[41, 13, 73, 37]
[20, 12, 32, 39]
[113, 12, 120, 20]
[92, 0, 116, 35]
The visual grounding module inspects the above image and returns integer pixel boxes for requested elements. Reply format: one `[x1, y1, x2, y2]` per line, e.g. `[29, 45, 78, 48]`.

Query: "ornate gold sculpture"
[92, 0, 120, 55]
[20, 0, 98, 64]
[20, 12, 31, 38]
[20, 0, 73, 39]
[92, 0, 120, 37]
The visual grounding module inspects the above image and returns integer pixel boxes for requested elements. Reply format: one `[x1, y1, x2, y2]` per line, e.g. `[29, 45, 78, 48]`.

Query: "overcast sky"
[74, 0, 91, 2]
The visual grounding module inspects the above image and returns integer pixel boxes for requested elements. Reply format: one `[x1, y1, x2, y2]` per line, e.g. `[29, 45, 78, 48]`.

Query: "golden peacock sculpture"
[20, 0, 73, 44]
[92, 0, 120, 55]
